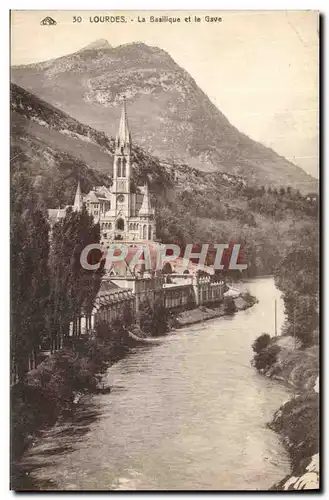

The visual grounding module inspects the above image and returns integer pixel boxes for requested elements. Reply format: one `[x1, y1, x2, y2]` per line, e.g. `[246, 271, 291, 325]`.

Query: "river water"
[18, 277, 291, 491]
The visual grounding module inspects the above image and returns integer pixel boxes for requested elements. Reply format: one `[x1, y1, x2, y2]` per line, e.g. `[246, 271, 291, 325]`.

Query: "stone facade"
[48, 98, 156, 244]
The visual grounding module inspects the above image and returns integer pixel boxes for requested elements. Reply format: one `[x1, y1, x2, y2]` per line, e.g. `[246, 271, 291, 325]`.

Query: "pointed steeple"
[116, 97, 131, 149]
[138, 182, 153, 216]
[73, 180, 83, 212]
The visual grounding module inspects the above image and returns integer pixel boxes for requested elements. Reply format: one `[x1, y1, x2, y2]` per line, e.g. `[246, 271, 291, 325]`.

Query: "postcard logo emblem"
[40, 16, 57, 26]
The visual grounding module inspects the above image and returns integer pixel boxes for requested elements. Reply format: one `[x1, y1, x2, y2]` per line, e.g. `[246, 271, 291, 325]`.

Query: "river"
[17, 277, 291, 491]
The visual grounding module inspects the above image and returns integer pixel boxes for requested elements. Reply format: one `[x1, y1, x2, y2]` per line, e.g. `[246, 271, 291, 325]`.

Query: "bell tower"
[112, 97, 131, 198]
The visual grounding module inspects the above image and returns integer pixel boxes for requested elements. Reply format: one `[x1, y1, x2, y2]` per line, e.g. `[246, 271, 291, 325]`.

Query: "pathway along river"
[18, 277, 291, 491]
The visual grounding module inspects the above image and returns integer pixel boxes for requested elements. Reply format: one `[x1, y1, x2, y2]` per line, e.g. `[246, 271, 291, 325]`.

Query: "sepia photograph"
[10, 10, 319, 491]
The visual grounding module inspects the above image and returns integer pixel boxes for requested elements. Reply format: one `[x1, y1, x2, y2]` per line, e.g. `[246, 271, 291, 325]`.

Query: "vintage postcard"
[10, 10, 319, 491]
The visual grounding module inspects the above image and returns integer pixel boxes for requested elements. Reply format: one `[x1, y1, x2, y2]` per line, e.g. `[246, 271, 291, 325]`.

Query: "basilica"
[48, 99, 156, 243]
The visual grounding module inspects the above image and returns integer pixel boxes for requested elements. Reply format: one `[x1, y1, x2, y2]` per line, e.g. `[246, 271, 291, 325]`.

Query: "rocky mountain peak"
[79, 39, 112, 52]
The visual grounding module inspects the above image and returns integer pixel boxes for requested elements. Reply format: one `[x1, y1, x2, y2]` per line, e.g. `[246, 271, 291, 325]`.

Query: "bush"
[254, 344, 281, 371]
[252, 333, 271, 353]
[223, 296, 237, 315]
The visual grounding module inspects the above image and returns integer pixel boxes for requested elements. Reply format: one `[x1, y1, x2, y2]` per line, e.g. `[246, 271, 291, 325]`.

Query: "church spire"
[116, 97, 131, 150]
[73, 179, 83, 212]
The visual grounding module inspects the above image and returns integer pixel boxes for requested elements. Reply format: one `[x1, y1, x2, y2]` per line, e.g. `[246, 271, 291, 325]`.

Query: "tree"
[275, 231, 319, 348]
[253, 344, 281, 371]
[11, 169, 50, 380]
[252, 333, 271, 353]
[48, 206, 102, 349]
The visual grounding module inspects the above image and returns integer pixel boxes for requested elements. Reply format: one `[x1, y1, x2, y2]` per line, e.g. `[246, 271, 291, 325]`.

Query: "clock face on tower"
[117, 194, 124, 203]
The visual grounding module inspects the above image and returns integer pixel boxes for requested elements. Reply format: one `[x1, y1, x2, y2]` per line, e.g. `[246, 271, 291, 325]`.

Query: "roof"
[116, 98, 131, 145]
[95, 186, 112, 199]
[73, 180, 83, 211]
[103, 243, 161, 276]
[84, 191, 99, 203]
[98, 280, 120, 293]
[84, 186, 112, 203]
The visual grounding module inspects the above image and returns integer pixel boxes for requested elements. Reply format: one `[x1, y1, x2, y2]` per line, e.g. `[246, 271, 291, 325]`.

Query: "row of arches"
[101, 219, 125, 231]
[116, 157, 127, 178]
[101, 219, 153, 239]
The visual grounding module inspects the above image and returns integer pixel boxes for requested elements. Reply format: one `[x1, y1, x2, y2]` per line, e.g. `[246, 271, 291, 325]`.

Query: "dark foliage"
[252, 333, 271, 354]
[253, 344, 281, 371]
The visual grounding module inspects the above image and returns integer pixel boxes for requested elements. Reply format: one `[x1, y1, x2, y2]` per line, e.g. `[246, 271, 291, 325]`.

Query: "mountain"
[11, 41, 317, 193]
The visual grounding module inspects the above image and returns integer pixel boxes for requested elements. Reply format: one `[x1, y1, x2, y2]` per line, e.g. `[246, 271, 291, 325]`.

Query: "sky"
[11, 10, 319, 178]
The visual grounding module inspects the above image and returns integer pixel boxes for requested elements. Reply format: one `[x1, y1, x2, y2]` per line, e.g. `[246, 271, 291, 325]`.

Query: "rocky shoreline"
[252, 335, 319, 491]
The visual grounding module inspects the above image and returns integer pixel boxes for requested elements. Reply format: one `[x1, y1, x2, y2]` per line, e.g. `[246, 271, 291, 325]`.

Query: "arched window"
[108, 222, 112, 229]
[122, 158, 127, 177]
[148, 226, 152, 240]
[117, 158, 122, 177]
[143, 224, 147, 239]
[117, 218, 124, 231]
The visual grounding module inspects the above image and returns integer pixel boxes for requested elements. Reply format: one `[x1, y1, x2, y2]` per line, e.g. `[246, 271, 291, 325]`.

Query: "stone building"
[48, 98, 156, 244]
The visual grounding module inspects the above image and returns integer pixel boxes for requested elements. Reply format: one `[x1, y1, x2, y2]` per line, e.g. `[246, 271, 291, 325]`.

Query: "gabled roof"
[98, 280, 120, 293]
[84, 191, 99, 203]
[95, 186, 111, 200]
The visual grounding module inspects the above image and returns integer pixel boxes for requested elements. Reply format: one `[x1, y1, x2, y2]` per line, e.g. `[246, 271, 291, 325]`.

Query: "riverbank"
[251, 335, 319, 490]
[11, 321, 131, 488]
[176, 292, 257, 327]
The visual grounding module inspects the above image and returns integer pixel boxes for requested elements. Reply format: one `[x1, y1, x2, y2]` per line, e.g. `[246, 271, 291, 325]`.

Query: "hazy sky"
[11, 10, 319, 177]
